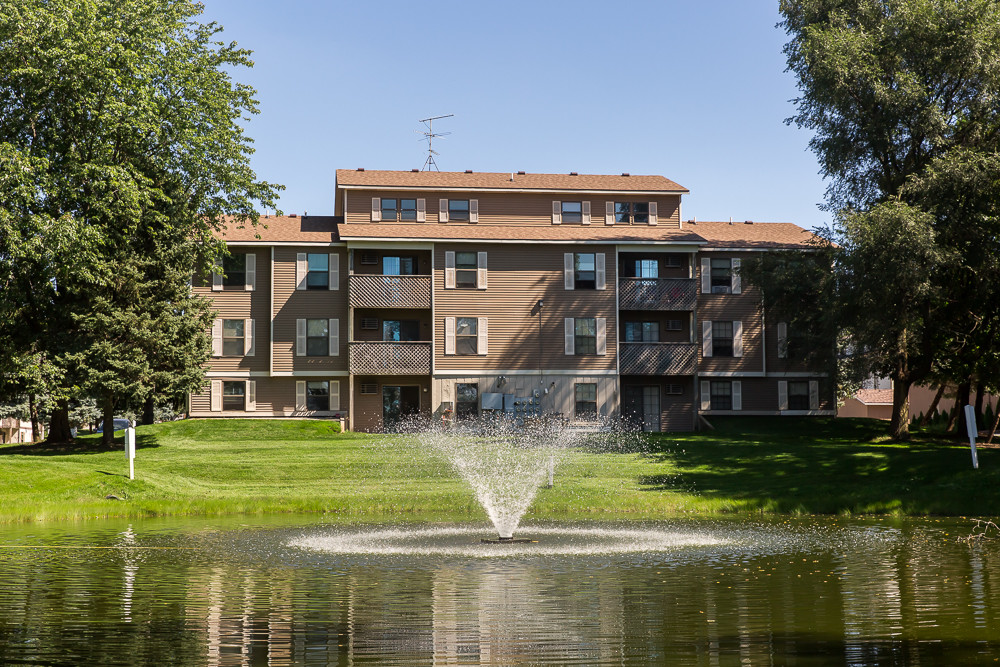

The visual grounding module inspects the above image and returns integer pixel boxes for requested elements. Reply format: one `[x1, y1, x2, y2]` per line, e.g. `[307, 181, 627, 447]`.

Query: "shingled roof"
[337, 223, 704, 244]
[686, 221, 822, 249]
[216, 215, 340, 243]
[336, 169, 688, 193]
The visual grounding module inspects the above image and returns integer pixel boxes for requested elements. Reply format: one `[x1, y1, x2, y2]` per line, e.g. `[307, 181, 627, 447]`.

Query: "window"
[222, 381, 245, 411]
[399, 199, 417, 221]
[380, 198, 417, 222]
[575, 383, 597, 419]
[711, 258, 732, 292]
[635, 259, 658, 279]
[575, 317, 597, 355]
[574, 253, 596, 289]
[455, 317, 478, 355]
[712, 321, 733, 357]
[710, 381, 732, 410]
[383, 256, 416, 275]
[624, 322, 659, 342]
[381, 198, 397, 222]
[306, 253, 329, 289]
[222, 319, 244, 356]
[222, 254, 245, 289]
[448, 199, 470, 221]
[383, 320, 420, 342]
[561, 201, 582, 223]
[615, 202, 649, 224]
[789, 381, 810, 410]
[307, 381, 329, 411]
[455, 252, 477, 288]
[455, 383, 479, 420]
[306, 319, 329, 356]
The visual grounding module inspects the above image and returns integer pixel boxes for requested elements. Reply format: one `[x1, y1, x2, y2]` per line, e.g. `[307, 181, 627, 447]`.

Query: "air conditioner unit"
[361, 318, 379, 330]
[360, 252, 378, 265]
[712, 285, 730, 294]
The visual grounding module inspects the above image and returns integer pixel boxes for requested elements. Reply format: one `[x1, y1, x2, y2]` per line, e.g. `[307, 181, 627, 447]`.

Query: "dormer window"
[561, 201, 582, 223]
[448, 199, 470, 221]
[615, 202, 649, 224]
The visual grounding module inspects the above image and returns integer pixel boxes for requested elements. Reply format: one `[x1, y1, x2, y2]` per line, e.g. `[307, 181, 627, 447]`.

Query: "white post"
[964, 404, 979, 469]
[547, 455, 555, 488]
[126, 424, 136, 480]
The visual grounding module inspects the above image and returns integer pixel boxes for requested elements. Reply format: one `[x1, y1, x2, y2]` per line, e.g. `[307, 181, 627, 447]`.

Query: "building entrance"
[382, 385, 420, 430]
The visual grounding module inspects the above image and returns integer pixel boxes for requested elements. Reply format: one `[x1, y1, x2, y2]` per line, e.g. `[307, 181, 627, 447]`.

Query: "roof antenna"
[418, 114, 453, 171]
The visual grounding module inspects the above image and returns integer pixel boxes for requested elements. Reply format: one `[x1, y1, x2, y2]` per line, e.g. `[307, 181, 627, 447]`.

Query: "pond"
[1, 515, 999, 665]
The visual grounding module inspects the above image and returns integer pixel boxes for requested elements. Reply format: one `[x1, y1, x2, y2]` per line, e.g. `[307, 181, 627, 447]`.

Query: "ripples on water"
[1, 517, 999, 665]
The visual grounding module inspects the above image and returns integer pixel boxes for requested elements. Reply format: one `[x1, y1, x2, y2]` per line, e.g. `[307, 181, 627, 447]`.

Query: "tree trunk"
[142, 395, 155, 426]
[975, 381, 985, 423]
[889, 378, 912, 440]
[102, 397, 115, 447]
[946, 404, 959, 432]
[46, 400, 72, 443]
[987, 409, 1000, 445]
[28, 393, 40, 443]
[954, 380, 972, 439]
[919, 385, 946, 427]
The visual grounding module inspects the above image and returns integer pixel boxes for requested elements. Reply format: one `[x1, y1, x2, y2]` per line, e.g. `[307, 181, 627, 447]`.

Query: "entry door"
[382, 386, 421, 431]
[641, 386, 661, 432]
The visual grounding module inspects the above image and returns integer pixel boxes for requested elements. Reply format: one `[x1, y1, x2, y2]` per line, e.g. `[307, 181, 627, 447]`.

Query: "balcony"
[619, 342, 697, 375]
[348, 274, 431, 309]
[618, 278, 697, 311]
[349, 341, 432, 375]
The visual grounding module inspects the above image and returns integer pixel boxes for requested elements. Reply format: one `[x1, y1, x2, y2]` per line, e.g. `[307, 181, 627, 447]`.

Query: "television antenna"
[418, 114, 453, 171]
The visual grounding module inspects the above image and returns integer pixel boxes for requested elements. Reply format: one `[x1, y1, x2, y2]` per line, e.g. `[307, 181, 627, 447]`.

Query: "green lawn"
[0, 417, 996, 523]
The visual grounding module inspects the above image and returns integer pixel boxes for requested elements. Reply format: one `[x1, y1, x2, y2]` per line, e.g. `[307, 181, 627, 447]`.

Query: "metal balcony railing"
[348, 274, 431, 309]
[619, 342, 698, 375]
[349, 341, 432, 375]
[618, 278, 697, 311]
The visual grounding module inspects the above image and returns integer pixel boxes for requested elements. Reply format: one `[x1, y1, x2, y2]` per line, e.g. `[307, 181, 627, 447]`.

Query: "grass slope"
[0, 417, 996, 523]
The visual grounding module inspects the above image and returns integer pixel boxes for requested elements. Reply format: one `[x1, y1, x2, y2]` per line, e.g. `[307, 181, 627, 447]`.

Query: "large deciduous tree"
[0, 0, 282, 444]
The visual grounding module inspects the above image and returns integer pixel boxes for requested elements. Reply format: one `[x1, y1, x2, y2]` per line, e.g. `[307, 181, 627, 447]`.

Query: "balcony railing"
[349, 341, 432, 375]
[618, 278, 697, 311]
[348, 274, 431, 309]
[619, 342, 697, 375]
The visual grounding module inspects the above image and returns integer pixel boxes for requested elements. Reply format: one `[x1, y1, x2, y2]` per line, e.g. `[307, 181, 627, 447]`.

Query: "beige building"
[189, 169, 832, 432]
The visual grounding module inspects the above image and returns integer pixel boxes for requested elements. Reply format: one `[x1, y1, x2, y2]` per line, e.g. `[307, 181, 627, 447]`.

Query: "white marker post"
[125, 424, 136, 480]
[964, 404, 979, 469]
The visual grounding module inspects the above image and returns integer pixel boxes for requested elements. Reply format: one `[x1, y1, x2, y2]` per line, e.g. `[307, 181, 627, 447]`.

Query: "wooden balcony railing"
[618, 278, 697, 311]
[348, 275, 431, 309]
[619, 342, 697, 375]
[349, 341, 432, 375]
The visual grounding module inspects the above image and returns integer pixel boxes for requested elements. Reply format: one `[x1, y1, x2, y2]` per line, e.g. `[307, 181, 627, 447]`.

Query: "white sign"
[125, 425, 136, 480]
[964, 404, 979, 469]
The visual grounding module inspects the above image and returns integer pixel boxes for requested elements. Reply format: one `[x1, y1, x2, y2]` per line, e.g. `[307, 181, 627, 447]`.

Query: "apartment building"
[189, 169, 834, 432]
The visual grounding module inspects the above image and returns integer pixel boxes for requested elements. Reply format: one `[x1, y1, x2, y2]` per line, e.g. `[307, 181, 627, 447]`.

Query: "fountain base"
[481, 537, 536, 544]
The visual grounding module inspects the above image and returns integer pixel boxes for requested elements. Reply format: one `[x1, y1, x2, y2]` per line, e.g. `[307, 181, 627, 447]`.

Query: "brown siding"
[352, 375, 431, 432]
[272, 247, 349, 373]
[190, 376, 349, 417]
[433, 244, 617, 371]
[699, 377, 835, 413]
[345, 190, 682, 228]
[622, 376, 695, 431]
[696, 252, 764, 373]
[764, 319, 819, 374]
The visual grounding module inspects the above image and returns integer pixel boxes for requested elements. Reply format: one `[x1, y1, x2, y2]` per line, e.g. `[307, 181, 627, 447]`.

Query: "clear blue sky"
[200, 0, 830, 230]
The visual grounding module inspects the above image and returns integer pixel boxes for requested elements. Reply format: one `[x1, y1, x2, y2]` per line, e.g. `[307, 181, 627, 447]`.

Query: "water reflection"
[1, 517, 999, 665]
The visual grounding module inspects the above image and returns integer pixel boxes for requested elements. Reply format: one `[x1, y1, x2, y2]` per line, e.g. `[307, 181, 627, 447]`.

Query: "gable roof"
[216, 215, 341, 243]
[686, 221, 822, 249]
[336, 169, 688, 194]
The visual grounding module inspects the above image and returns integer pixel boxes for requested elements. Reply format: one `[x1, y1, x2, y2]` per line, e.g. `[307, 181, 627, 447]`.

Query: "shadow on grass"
[0, 432, 160, 456]
[640, 417, 1000, 514]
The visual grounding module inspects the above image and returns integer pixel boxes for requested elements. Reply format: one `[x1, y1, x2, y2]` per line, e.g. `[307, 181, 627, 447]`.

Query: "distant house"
[838, 377, 999, 422]
[0, 418, 37, 444]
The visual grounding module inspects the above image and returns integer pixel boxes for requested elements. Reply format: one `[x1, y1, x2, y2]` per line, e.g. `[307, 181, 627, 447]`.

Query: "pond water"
[1, 515, 999, 665]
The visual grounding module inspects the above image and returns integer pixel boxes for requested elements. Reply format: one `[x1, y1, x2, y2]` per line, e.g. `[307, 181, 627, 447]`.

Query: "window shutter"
[477, 317, 488, 355]
[700, 381, 711, 411]
[809, 380, 819, 410]
[564, 318, 575, 355]
[245, 253, 256, 291]
[582, 201, 591, 225]
[244, 318, 255, 356]
[469, 199, 479, 223]
[564, 253, 575, 290]
[212, 259, 223, 291]
[732, 381, 742, 411]
[777, 322, 788, 359]
[702, 321, 713, 357]
[731, 258, 742, 294]
[296, 381, 306, 411]
[605, 201, 614, 225]
[329, 253, 339, 290]
[371, 197, 381, 222]
[212, 319, 222, 356]
[649, 202, 658, 225]
[444, 251, 456, 289]
[778, 381, 788, 411]
[331, 381, 341, 411]
[416, 198, 426, 222]
[596, 317, 607, 355]
[701, 258, 711, 293]
[211, 380, 222, 412]
[477, 251, 487, 289]
[296, 253, 307, 290]
[733, 320, 743, 357]
[439, 199, 449, 222]
[246, 381, 256, 412]
[329, 318, 339, 356]
[595, 253, 606, 290]
[296, 319, 306, 356]
[444, 317, 456, 355]
[552, 201, 562, 224]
